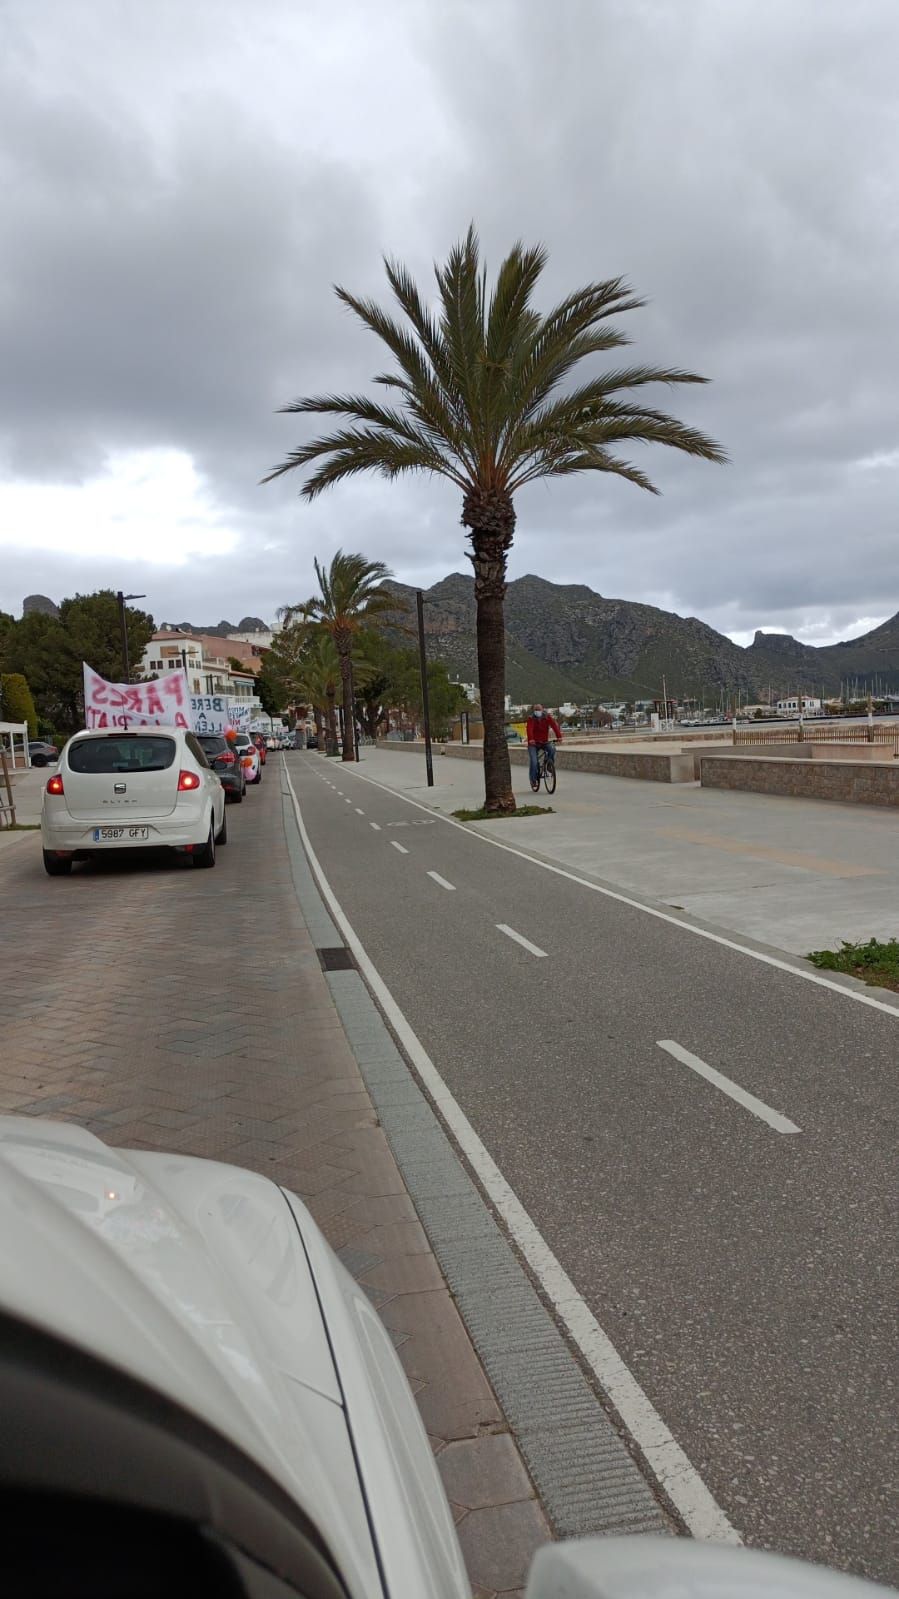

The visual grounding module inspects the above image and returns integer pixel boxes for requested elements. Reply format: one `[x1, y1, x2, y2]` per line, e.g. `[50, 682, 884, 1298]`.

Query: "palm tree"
[262, 227, 726, 810]
[284, 552, 396, 761]
[291, 628, 341, 755]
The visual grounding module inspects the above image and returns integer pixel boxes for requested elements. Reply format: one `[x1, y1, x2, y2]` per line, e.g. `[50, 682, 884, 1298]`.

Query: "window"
[185, 734, 210, 768]
[68, 736, 176, 774]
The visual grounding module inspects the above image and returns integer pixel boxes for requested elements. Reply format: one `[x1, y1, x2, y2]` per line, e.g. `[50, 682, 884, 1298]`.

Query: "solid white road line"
[496, 923, 548, 958]
[345, 767, 899, 1020]
[657, 1041, 801, 1134]
[370, 821, 381, 831]
[427, 870, 456, 891]
[391, 841, 409, 854]
[282, 761, 738, 1545]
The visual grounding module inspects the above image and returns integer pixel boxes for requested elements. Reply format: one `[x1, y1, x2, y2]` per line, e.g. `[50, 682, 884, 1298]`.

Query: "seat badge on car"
[113, 782, 127, 793]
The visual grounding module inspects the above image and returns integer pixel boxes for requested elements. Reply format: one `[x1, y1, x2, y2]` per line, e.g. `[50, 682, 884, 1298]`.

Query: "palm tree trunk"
[325, 690, 338, 755]
[338, 648, 355, 760]
[470, 531, 514, 813]
[313, 706, 324, 746]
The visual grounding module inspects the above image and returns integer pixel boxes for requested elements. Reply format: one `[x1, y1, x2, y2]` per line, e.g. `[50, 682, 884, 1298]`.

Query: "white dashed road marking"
[657, 1041, 801, 1134]
[355, 807, 365, 815]
[427, 871, 456, 892]
[370, 822, 381, 831]
[391, 841, 409, 854]
[496, 924, 548, 958]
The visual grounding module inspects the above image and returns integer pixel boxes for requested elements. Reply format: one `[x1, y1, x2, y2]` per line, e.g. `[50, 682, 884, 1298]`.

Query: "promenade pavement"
[363, 745, 899, 956]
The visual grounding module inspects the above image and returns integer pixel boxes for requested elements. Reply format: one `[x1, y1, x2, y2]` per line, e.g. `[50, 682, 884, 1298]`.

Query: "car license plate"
[91, 826, 150, 842]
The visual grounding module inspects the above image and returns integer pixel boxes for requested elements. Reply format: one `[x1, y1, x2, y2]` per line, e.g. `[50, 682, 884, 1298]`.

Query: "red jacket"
[526, 712, 561, 745]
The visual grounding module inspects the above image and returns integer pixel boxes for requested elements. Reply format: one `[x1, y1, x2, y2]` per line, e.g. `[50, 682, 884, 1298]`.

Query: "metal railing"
[733, 724, 899, 747]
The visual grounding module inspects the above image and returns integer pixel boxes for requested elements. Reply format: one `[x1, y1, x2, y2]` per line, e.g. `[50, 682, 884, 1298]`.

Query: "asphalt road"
[287, 752, 899, 1586]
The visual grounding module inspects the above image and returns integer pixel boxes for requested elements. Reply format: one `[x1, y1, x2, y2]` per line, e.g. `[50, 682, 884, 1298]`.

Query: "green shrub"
[808, 937, 899, 992]
[0, 673, 38, 737]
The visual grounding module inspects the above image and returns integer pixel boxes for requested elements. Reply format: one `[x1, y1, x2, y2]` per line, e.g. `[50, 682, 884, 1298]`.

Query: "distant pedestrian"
[526, 704, 562, 786]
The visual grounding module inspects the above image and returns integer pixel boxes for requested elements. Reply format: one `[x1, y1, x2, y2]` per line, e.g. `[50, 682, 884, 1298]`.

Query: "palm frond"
[275, 389, 463, 465]
[262, 426, 465, 495]
[503, 281, 642, 434]
[515, 447, 662, 494]
[485, 241, 547, 365]
[383, 257, 456, 398]
[434, 224, 486, 457]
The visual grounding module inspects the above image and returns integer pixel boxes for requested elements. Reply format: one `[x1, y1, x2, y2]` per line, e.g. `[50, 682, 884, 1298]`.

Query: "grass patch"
[3, 822, 40, 831]
[452, 804, 554, 821]
[807, 937, 899, 993]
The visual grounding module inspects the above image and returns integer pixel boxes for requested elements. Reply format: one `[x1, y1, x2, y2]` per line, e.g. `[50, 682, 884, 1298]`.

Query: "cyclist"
[526, 703, 562, 788]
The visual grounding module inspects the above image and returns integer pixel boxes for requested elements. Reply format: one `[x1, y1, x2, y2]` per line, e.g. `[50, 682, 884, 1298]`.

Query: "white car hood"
[0, 1117, 380, 1599]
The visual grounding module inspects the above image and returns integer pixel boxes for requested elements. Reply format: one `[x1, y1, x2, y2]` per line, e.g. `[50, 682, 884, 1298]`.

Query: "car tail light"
[216, 750, 236, 767]
[46, 774, 64, 795]
[177, 770, 201, 791]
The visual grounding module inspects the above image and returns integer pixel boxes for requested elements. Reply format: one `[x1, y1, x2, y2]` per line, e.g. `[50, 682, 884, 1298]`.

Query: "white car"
[0, 1117, 469, 1599]
[0, 1117, 889, 1599]
[40, 725, 227, 876]
[231, 731, 262, 783]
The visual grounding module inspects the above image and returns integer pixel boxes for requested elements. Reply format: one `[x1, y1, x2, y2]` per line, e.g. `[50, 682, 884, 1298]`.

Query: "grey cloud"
[1, 0, 898, 644]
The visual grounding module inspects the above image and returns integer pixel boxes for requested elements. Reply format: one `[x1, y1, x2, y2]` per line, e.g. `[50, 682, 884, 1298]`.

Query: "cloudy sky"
[2, 0, 897, 646]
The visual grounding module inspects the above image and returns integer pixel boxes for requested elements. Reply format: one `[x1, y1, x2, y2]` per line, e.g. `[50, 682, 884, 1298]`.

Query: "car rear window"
[68, 736, 176, 774]
[197, 736, 226, 754]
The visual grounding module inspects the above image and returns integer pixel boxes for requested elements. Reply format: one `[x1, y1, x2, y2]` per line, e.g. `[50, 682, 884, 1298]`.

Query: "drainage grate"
[318, 946, 355, 971]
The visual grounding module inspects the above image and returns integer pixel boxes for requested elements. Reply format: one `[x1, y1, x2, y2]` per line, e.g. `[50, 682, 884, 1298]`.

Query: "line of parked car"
[39, 725, 291, 876]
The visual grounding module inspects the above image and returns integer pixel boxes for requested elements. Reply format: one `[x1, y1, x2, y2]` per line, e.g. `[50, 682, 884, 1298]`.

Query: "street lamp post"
[416, 589, 434, 787]
[117, 591, 146, 683]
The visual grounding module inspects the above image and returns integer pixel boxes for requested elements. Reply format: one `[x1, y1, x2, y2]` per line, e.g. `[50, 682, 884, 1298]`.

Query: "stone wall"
[433, 743, 695, 783]
[693, 743, 899, 779]
[699, 754, 899, 808]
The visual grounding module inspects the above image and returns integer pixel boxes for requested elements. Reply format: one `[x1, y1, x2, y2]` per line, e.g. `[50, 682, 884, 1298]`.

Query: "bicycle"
[530, 744, 557, 795]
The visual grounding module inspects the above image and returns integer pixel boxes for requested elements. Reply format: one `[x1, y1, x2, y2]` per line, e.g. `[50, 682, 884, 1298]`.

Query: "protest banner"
[227, 701, 253, 730]
[191, 694, 232, 734]
[82, 664, 191, 729]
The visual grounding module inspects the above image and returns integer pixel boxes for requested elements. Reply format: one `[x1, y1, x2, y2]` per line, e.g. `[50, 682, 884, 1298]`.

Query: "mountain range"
[386, 575, 899, 703]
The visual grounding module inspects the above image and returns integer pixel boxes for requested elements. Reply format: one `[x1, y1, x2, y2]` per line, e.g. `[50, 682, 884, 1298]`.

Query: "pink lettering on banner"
[83, 661, 190, 730]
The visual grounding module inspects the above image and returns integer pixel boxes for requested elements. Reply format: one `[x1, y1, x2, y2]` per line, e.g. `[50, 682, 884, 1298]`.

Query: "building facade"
[776, 695, 822, 716]
[141, 631, 263, 714]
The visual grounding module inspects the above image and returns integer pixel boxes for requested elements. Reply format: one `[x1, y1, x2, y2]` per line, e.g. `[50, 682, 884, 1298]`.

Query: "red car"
[250, 733, 267, 765]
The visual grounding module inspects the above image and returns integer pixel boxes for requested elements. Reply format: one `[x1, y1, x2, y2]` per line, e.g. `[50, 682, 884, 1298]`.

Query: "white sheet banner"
[191, 694, 232, 734]
[227, 702, 252, 730]
[82, 664, 192, 729]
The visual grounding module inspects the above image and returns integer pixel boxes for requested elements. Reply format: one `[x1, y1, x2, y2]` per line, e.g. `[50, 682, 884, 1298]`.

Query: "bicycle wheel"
[543, 758, 556, 794]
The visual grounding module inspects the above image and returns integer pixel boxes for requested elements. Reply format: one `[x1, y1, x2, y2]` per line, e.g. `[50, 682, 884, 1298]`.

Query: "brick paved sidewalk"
[0, 767, 549, 1597]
